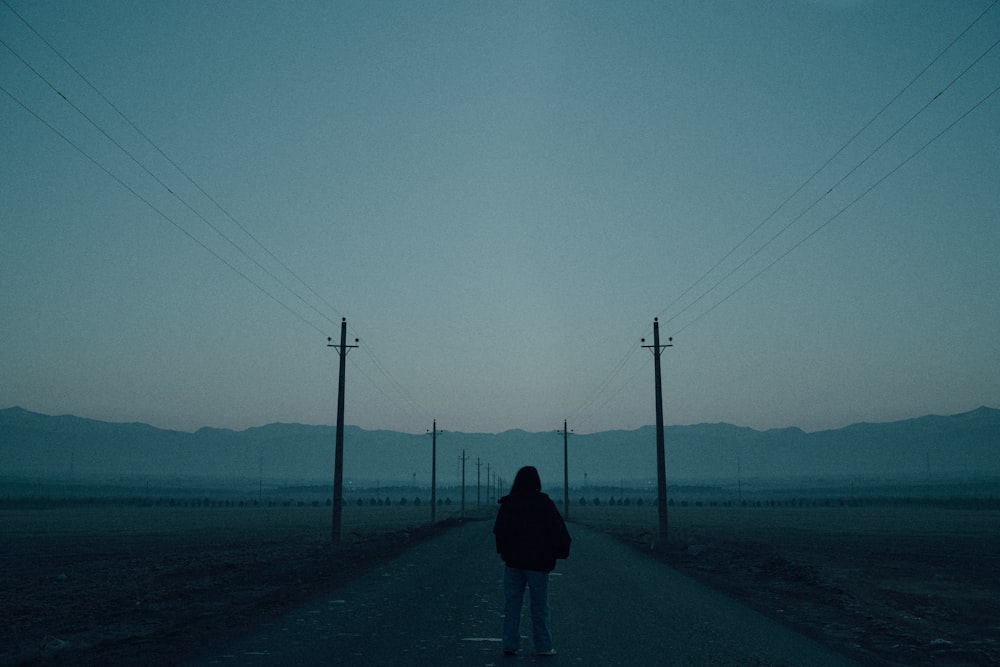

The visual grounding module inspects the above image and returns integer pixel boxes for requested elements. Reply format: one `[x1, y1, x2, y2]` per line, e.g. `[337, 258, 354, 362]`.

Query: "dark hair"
[510, 466, 542, 494]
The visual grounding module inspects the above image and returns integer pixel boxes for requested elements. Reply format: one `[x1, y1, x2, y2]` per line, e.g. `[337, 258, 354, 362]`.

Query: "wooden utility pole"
[476, 457, 482, 508]
[459, 449, 467, 519]
[426, 420, 439, 523]
[557, 420, 572, 520]
[327, 318, 358, 544]
[642, 317, 672, 542]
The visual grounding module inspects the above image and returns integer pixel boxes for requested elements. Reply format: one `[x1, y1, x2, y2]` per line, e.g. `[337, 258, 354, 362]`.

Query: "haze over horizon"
[3, 1, 998, 436]
[3, 403, 998, 438]
[5, 404, 998, 485]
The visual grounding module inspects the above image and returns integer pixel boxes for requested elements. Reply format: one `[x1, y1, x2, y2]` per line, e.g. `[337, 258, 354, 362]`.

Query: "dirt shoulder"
[3, 519, 460, 666]
[588, 515, 1000, 666]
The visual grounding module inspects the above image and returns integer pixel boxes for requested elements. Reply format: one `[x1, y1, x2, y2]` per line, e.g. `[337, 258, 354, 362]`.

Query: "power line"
[0, 81, 329, 336]
[569, 5, 999, 427]
[359, 341, 433, 421]
[0, 33, 342, 335]
[666, 34, 1000, 335]
[2, 2, 439, 428]
[674, 78, 1000, 336]
[1, 79, 425, 431]
[574, 352, 649, 434]
[656, 4, 999, 334]
[567, 341, 642, 429]
[3, 0, 348, 327]
[344, 345, 433, 428]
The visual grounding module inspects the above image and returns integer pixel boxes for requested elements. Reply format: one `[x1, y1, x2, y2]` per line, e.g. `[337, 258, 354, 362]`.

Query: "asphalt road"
[186, 519, 856, 666]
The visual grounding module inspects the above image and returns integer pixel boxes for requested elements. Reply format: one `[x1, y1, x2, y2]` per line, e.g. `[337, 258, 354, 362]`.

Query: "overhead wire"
[343, 352, 426, 429]
[573, 347, 649, 434]
[1, 4, 431, 429]
[0, 80, 327, 336]
[674, 78, 1000, 337]
[3, 0, 348, 327]
[568, 1, 1000, 428]
[665, 32, 1000, 335]
[657, 2, 1000, 334]
[0, 33, 338, 335]
[5, 1, 995, 432]
[566, 341, 642, 430]
[357, 341, 434, 425]
[652, 0, 998, 331]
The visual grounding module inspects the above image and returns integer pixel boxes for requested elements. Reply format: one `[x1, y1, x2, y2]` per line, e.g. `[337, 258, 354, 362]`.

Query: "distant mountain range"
[1, 406, 998, 486]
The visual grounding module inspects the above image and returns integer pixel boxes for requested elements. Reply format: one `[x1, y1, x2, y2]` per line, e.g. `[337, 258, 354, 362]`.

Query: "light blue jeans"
[502, 566, 552, 653]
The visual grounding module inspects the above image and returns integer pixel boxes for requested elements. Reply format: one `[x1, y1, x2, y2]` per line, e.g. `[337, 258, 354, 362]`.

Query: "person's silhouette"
[493, 466, 571, 656]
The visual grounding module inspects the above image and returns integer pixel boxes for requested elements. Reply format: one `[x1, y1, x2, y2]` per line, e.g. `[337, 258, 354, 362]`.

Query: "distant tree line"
[355, 496, 458, 507]
[579, 496, 646, 507]
[3, 493, 999, 511]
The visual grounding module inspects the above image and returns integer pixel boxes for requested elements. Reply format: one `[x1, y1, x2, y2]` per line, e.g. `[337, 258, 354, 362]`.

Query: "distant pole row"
[329, 317, 672, 544]
[425, 423, 501, 522]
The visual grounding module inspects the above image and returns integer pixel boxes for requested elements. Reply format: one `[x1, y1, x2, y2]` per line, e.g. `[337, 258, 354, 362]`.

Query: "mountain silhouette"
[1, 406, 998, 485]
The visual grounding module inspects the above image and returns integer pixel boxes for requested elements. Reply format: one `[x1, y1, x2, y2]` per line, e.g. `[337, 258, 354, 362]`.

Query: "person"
[492, 465, 571, 657]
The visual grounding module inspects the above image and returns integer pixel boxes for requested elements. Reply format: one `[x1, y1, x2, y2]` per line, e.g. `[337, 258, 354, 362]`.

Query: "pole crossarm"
[641, 320, 673, 355]
[327, 338, 359, 356]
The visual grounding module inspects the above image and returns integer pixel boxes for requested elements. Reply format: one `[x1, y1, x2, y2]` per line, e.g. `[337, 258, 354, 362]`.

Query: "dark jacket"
[493, 490, 571, 572]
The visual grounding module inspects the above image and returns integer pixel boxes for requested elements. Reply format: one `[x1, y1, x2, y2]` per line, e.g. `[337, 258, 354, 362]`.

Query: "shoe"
[535, 649, 557, 656]
[503, 648, 518, 656]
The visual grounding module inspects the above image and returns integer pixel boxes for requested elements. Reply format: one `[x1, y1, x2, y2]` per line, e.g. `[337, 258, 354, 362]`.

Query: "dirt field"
[575, 501, 1000, 666]
[3, 498, 999, 665]
[1, 503, 464, 666]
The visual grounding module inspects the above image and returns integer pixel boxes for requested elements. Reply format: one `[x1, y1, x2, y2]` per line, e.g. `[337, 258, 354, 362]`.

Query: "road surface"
[186, 520, 856, 666]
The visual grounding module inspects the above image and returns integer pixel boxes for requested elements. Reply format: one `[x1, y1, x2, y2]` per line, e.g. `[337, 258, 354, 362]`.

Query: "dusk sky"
[3, 1, 998, 436]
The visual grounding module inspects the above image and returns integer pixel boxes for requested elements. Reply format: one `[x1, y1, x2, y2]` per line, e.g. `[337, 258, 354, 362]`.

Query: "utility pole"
[486, 462, 491, 502]
[737, 455, 742, 504]
[557, 420, 572, 520]
[459, 450, 468, 519]
[426, 420, 440, 523]
[327, 318, 358, 545]
[642, 317, 672, 542]
[476, 458, 482, 509]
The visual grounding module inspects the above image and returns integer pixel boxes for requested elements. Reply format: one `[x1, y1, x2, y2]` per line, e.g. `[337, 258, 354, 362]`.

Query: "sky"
[2, 1, 998, 436]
